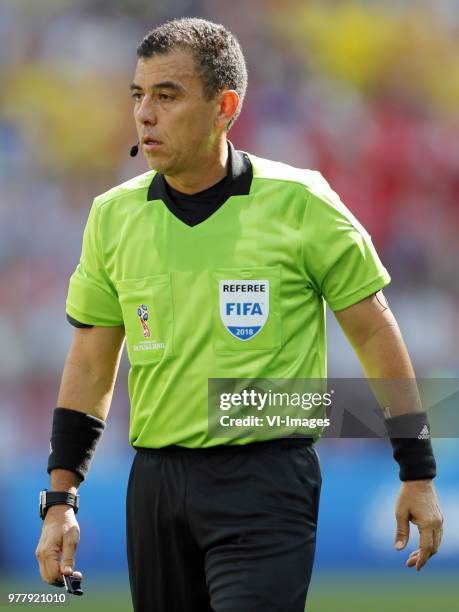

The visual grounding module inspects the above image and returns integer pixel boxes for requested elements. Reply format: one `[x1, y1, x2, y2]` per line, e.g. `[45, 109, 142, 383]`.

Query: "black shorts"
[126, 439, 322, 612]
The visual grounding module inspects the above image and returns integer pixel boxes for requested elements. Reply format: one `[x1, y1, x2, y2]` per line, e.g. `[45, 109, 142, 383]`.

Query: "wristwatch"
[39, 489, 79, 520]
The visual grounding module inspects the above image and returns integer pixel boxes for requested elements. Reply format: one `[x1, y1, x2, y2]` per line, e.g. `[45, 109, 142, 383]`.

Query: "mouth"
[142, 137, 163, 151]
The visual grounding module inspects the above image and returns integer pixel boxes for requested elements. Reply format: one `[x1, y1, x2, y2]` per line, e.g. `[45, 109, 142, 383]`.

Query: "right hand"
[35, 505, 82, 585]
[394, 479, 443, 571]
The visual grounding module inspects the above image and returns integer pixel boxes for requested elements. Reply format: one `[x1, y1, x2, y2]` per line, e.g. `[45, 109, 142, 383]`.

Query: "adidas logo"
[418, 424, 430, 440]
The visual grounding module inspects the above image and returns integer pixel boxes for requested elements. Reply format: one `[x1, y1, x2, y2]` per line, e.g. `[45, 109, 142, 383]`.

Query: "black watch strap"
[39, 490, 79, 520]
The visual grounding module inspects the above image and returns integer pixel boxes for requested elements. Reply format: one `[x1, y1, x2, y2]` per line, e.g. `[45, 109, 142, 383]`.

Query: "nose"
[135, 94, 157, 126]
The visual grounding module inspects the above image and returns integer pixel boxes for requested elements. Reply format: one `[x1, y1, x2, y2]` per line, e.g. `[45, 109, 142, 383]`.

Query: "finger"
[60, 532, 78, 575]
[35, 539, 60, 583]
[41, 546, 62, 583]
[432, 513, 444, 555]
[406, 549, 419, 568]
[429, 519, 443, 558]
[416, 527, 434, 571]
[35, 546, 46, 582]
[395, 512, 410, 550]
[71, 570, 83, 580]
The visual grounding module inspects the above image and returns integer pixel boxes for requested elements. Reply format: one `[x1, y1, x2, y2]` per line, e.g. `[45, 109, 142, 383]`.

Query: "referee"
[36, 18, 443, 611]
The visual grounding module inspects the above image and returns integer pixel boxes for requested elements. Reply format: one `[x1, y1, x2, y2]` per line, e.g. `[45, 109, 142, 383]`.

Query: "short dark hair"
[137, 18, 248, 128]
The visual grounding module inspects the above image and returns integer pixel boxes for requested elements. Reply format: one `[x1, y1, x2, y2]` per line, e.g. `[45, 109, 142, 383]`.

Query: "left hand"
[394, 479, 443, 571]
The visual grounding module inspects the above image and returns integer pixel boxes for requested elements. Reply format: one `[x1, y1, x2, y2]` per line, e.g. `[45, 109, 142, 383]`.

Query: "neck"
[164, 138, 229, 195]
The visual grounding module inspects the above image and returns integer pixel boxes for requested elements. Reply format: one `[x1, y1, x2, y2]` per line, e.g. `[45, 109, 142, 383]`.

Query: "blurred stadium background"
[0, 0, 458, 610]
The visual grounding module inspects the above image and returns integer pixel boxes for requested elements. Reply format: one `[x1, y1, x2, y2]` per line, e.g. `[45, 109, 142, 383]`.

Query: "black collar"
[146, 141, 252, 226]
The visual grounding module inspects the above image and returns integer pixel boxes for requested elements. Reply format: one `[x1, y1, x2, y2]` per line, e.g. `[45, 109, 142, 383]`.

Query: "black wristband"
[39, 490, 79, 520]
[47, 408, 106, 482]
[385, 413, 436, 481]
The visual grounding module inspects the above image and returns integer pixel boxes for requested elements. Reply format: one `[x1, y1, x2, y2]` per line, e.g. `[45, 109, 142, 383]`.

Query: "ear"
[215, 89, 240, 130]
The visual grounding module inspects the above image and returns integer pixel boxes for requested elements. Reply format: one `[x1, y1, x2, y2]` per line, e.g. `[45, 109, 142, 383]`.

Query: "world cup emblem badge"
[137, 304, 151, 338]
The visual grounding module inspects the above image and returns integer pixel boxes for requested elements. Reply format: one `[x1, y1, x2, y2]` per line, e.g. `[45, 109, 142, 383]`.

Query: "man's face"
[131, 49, 221, 175]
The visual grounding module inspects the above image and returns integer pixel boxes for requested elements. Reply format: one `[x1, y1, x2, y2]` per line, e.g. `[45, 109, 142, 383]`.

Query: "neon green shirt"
[66, 146, 390, 448]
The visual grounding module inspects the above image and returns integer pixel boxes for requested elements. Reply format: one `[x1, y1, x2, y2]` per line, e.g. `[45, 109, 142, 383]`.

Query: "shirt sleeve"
[302, 172, 391, 311]
[66, 200, 124, 326]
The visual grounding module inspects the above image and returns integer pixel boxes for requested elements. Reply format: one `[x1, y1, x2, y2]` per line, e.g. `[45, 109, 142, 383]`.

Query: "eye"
[159, 93, 174, 102]
[131, 92, 142, 102]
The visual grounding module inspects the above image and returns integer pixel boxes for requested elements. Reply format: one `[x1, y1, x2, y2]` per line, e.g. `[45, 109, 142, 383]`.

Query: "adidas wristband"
[47, 408, 106, 482]
[385, 412, 436, 481]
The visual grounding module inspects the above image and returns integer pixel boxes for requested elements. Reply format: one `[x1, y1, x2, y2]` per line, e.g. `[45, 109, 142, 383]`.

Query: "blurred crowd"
[0, 0, 458, 456]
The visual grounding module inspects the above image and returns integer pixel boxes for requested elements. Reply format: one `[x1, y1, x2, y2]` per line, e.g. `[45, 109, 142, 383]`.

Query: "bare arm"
[58, 325, 126, 420]
[334, 291, 421, 415]
[36, 325, 125, 584]
[51, 324, 125, 493]
[334, 291, 443, 571]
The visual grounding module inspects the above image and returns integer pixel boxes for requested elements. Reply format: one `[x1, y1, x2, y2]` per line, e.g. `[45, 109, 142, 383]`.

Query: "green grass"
[307, 573, 458, 612]
[1, 573, 457, 611]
